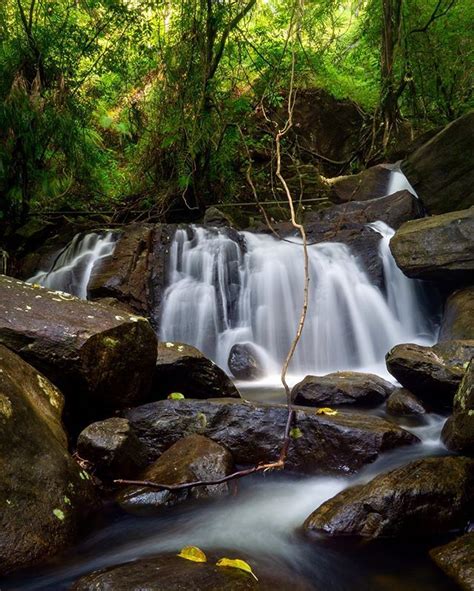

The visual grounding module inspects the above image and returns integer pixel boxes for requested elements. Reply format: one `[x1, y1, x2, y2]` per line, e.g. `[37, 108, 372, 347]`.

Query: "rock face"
[77, 417, 146, 479]
[71, 553, 312, 591]
[0, 345, 96, 575]
[122, 398, 418, 475]
[154, 342, 240, 400]
[439, 287, 474, 341]
[385, 388, 426, 416]
[292, 372, 394, 408]
[304, 456, 474, 539]
[401, 111, 474, 215]
[88, 223, 175, 326]
[228, 343, 265, 380]
[430, 533, 474, 591]
[116, 434, 233, 515]
[389, 207, 474, 282]
[385, 341, 472, 408]
[203, 206, 236, 228]
[442, 361, 474, 455]
[0, 275, 157, 429]
[328, 165, 393, 203]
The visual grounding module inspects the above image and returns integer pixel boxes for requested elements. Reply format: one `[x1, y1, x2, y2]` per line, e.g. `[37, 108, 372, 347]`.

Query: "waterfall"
[27, 231, 116, 299]
[160, 225, 436, 378]
[386, 165, 417, 196]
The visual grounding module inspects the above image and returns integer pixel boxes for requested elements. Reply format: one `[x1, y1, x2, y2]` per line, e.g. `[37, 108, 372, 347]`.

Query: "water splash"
[28, 232, 116, 299]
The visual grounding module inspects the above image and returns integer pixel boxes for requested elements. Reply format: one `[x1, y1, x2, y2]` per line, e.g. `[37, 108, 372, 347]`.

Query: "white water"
[28, 232, 116, 299]
[160, 224, 436, 381]
[386, 164, 417, 196]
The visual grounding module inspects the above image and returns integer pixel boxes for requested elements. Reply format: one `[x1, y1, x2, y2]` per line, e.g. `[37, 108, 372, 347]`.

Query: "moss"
[103, 336, 120, 349]
[0, 394, 13, 419]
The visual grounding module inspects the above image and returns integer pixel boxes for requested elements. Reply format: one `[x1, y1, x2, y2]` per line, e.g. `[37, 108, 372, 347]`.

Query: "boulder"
[71, 552, 312, 591]
[401, 111, 474, 215]
[292, 372, 394, 408]
[385, 388, 426, 416]
[154, 342, 240, 400]
[385, 341, 473, 409]
[77, 417, 146, 479]
[327, 164, 393, 203]
[0, 275, 157, 430]
[389, 207, 474, 283]
[116, 434, 233, 515]
[304, 456, 474, 539]
[0, 345, 96, 575]
[122, 398, 418, 475]
[439, 287, 474, 341]
[442, 361, 474, 455]
[228, 343, 265, 380]
[203, 206, 236, 228]
[430, 533, 474, 591]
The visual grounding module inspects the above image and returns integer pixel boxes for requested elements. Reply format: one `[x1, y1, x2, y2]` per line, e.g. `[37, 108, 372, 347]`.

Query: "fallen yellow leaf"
[177, 546, 207, 563]
[216, 558, 258, 580]
[316, 407, 338, 416]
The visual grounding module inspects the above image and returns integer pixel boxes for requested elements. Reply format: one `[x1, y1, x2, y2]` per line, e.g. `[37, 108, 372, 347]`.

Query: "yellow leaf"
[316, 407, 338, 416]
[177, 546, 207, 563]
[216, 558, 258, 580]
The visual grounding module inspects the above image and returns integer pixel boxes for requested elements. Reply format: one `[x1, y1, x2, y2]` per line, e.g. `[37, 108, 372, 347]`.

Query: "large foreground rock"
[430, 533, 474, 591]
[154, 342, 240, 400]
[442, 361, 474, 455]
[116, 434, 233, 515]
[304, 456, 474, 539]
[122, 398, 418, 475]
[389, 207, 474, 282]
[0, 345, 96, 575]
[292, 372, 394, 408]
[0, 275, 157, 429]
[401, 111, 474, 215]
[385, 341, 472, 409]
[439, 287, 474, 341]
[71, 552, 312, 591]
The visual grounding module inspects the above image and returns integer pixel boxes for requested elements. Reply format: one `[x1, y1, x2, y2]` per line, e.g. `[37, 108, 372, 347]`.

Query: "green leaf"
[290, 427, 303, 439]
[168, 392, 185, 400]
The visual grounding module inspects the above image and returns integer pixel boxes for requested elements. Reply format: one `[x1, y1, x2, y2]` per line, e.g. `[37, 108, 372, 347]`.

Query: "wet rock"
[71, 552, 312, 591]
[0, 275, 157, 430]
[0, 345, 96, 575]
[389, 207, 474, 283]
[116, 434, 234, 515]
[385, 388, 426, 416]
[153, 342, 240, 400]
[327, 164, 393, 203]
[77, 417, 146, 479]
[439, 287, 474, 341]
[203, 206, 236, 228]
[292, 372, 394, 408]
[401, 111, 474, 215]
[304, 456, 474, 539]
[442, 361, 474, 455]
[122, 398, 418, 475]
[430, 533, 474, 591]
[228, 343, 265, 380]
[385, 341, 473, 409]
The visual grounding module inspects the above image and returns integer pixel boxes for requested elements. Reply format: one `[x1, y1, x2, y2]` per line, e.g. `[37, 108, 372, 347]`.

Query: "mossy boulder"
[327, 164, 393, 203]
[0, 345, 97, 575]
[439, 287, 474, 341]
[442, 361, 474, 455]
[430, 533, 474, 591]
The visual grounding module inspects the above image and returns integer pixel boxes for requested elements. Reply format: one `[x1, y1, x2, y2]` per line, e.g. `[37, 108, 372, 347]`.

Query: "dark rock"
[77, 418, 146, 479]
[328, 164, 393, 203]
[203, 206, 236, 228]
[389, 207, 474, 283]
[71, 552, 312, 591]
[401, 111, 474, 215]
[304, 456, 474, 539]
[153, 342, 240, 400]
[386, 388, 426, 416]
[442, 361, 474, 455]
[122, 398, 418, 475]
[228, 343, 265, 380]
[292, 372, 394, 408]
[0, 275, 157, 430]
[116, 434, 234, 515]
[430, 533, 474, 591]
[439, 287, 474, 341]
[0, 345, 96, 575]
[385, 341, 473, 409]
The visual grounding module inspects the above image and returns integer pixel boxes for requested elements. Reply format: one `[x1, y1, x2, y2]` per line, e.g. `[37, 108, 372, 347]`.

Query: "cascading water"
[160, 225, 436, 379]
[27, 231, 116, 299]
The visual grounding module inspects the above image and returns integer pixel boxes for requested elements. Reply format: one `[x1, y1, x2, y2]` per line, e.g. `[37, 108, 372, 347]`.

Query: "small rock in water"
[228, 343, 265, 380]
[386, 388, 426, 416]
